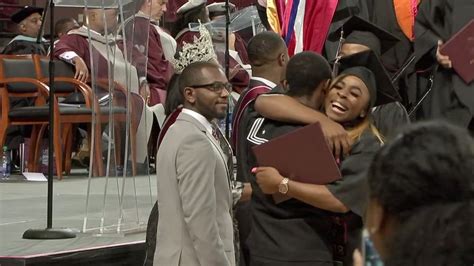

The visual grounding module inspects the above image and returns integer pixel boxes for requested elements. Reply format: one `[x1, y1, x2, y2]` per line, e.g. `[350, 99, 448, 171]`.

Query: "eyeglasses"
[188, 81, 232, 93]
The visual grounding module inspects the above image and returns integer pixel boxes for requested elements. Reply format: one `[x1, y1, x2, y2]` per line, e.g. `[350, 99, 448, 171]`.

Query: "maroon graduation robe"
[123, 17, 174, 105]
[54, 33, 113, 82]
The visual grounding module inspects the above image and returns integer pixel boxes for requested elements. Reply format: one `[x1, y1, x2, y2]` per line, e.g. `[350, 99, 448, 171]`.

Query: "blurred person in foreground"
[358, 121, 474, 266]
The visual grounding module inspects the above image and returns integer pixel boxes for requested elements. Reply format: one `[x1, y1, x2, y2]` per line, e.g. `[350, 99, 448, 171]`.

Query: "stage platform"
[0, 173, 156, 266]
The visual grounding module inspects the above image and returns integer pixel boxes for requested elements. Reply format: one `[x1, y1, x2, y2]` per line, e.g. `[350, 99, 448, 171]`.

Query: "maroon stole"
[157, 107, 183, 149]
[231, 85, 271, 152]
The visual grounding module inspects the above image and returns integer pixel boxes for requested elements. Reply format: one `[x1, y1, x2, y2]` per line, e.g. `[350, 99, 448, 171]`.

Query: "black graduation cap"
[338, 50, 401, 107]
[328, 16, 400, 56]
[11, 6, 43, 24]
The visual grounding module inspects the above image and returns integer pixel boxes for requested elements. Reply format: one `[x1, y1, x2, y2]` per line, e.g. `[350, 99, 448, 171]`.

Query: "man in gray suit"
[154, 61, 235, 266]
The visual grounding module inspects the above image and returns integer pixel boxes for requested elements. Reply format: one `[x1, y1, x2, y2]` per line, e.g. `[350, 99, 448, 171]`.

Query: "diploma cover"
[252, 122, 342, 203]
[440, 19, 474, 84]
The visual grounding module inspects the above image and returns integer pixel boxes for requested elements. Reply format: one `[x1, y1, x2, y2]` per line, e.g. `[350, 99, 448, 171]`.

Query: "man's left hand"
[139, 81, 150, 104]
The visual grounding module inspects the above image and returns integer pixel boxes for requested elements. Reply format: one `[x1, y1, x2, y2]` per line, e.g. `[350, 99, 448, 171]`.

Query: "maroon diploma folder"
[440, 19, 474, 84]
[252, 122, 342, 203]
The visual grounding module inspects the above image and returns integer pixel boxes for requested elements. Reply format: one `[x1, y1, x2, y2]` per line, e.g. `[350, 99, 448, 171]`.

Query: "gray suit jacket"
[154, 112, 235, 266]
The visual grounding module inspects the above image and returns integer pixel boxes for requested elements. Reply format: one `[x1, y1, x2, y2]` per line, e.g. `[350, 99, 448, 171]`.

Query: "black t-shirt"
[245, 117, 336, 262]
[244, 112, 381, 263]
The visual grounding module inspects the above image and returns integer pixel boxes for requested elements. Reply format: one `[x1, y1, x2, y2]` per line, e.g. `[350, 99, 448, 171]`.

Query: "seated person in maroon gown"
[122, 0, 174, 106]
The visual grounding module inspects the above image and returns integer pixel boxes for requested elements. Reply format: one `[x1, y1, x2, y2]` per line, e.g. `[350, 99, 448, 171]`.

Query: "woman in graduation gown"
[251, 50, 401, 266]
[412, 0, 474, 131]
[328, 15, 410, 139]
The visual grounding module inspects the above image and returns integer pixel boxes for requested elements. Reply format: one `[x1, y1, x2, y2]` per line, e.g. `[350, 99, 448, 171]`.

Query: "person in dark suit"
[154, 61, 235, 266]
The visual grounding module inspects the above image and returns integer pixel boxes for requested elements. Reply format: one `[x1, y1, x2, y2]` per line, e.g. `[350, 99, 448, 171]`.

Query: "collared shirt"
[182, 108, 214, 136]
[250, 76, 277, 88]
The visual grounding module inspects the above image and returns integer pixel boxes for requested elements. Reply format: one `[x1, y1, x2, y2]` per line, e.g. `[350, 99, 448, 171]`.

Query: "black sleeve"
[414, 0, 450, 69]
[372, 102, 410, 139]
[236, 106, 258, 183]
[326, 131, 381, 217]
[1, 41, 46, 55]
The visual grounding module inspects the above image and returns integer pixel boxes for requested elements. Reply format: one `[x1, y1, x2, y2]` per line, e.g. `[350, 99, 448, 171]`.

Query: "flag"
[267, 0, 339, 56]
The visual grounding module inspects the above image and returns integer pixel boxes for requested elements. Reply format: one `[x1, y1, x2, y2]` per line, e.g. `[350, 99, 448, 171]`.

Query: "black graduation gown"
[413, 0, 474, 129]
[327, 130, 381, 265]
[366, 0, 414, 75]
[1, 39, 47, 55]
[366, 1, 415, 108]
[372, 101, 410, 139]
[324, 0, 371, 62]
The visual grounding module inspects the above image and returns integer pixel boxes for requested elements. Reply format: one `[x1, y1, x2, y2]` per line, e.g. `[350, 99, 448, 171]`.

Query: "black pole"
[23, 0, 76, 240]
[46, 0, 55, 230]
[224, 0, 231, 140]
[37, 0, 50, 44]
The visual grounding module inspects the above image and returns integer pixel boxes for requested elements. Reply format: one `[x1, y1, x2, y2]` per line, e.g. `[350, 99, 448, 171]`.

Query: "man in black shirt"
[245, 52, 337, 266]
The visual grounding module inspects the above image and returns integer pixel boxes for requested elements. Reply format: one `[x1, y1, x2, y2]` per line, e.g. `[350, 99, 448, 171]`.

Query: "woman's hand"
[353, 249, 364, 266]
[228, 32, 236, 51]
[319, 116, 352, 160]
[252, 166, 284, 194]
[139, 81, 151, 104]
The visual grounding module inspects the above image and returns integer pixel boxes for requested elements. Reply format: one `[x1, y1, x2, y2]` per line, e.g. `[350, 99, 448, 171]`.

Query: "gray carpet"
[0, 174, 156, 257]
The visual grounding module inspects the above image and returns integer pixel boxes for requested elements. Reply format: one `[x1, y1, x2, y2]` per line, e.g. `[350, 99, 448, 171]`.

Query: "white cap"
[177, 0, 206, 15]
[207, 2, 236, 14]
